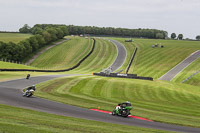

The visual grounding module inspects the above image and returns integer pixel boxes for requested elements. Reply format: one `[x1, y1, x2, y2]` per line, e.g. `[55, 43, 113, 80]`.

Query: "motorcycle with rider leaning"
[112, 101, 132, 117]
[23, 85, 36, 97]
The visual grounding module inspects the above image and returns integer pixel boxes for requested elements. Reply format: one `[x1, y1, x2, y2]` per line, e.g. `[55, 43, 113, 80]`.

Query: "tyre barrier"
[125, 47, 137, 74]
[94, 72, 153, 81]
[0, 38, 96, 72]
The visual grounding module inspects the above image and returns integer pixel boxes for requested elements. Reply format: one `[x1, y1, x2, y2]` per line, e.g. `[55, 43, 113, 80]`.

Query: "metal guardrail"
[181, 70, 200, 83]
[94, 72, 153, 81]
[125, 47, 137, 74]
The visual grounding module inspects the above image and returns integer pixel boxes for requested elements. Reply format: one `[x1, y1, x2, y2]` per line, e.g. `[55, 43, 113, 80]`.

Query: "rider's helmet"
[32, 85, 35, 87]
[126, 101, 131, 106]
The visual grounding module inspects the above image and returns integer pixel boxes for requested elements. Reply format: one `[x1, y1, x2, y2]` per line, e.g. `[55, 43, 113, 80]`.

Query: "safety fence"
[125, 47, 137, 74]
[94, 72, 153, 81]
[181, 70, 200, 83]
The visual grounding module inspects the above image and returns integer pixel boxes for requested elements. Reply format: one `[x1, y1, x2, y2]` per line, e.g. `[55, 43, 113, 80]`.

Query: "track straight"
[105, 39, 127, 72]
[159, 50, 200, 81]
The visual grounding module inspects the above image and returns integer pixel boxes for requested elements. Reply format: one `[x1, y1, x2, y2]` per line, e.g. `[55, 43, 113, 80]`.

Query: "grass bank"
[36, 75, 200, 128]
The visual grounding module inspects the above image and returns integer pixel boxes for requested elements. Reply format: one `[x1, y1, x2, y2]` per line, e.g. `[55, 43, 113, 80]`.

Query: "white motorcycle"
[23, 89, 34, 97]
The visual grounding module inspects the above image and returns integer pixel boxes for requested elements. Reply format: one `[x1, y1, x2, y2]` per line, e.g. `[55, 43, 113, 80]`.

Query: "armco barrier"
[0, 38, 96, 72]
[125, 47, 137, 74]
[94, 72, 153, 81]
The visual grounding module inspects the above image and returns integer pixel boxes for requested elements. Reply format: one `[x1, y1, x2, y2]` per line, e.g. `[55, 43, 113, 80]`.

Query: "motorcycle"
[112, 104, 132, 117]
[23, 89, 34, 97]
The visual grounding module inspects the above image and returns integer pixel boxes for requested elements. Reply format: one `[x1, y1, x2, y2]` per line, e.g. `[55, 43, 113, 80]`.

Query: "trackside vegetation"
[36, 75, 200, 128]
[0, 104, 170, 133]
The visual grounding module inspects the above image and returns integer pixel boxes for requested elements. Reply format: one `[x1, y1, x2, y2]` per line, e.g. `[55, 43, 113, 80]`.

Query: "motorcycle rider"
[23, 85, 35, 96]
[116, 101, 131, 115]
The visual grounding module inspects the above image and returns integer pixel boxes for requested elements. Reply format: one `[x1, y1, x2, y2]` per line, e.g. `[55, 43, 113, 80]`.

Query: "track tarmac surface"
[0, 75, 200, 133]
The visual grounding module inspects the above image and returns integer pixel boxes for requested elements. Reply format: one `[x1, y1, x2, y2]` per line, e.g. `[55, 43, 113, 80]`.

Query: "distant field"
[114, 38, 200, 79]
[0, 33, 32, 43]
[36, 75, 200, 128]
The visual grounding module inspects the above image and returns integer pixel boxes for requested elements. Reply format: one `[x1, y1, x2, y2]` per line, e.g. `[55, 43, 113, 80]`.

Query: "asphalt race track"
[105, 39, 127, 72]
[0, 75, 200, 133]
[159, 50, 200, 81]
[1, 40, 200, 132]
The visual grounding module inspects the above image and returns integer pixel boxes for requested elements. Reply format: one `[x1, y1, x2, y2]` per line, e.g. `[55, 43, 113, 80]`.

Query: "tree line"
[0, 24, 69, 62]
[67, 25, 168, 39]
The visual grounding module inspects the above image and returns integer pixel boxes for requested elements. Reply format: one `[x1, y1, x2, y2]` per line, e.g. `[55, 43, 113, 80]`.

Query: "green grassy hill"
[71, 38, 117, 73]
[0, 33, 32, 43]
[36, 75, 200, 128]
[30, 36, 93, 70]
[114, 38, 200, 79]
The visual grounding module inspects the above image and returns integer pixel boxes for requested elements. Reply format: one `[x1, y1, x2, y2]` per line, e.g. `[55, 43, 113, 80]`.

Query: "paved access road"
[159, 50, 200, 81]
[0, 75, 200, 133]
[105, 39, 127, 72]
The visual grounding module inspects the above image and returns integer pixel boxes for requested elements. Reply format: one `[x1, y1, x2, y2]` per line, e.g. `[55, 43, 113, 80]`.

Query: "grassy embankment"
[36, 75, 200, 128]
[117, 38, 200, 79]
[0, 33, 32, 43]
[30, 37, 92, 69]
[172, 57, 200, 85]
[0, 104, 170, 133]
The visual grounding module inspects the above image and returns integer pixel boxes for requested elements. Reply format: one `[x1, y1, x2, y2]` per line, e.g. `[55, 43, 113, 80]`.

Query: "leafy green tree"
[35, 34, 45, 47]
[171, 33, 176, 39]
[177, 34, 183, 40]
[46, 28, 58, 41]
[196, 35, 200, 40]
[28, 36, 39, 52]
[31, 27, 43, 35]
[56, 28, 64, 39]
[42, 31, 51, 43]
[19, 24, 31, 33]
[156, 33, 164, 39]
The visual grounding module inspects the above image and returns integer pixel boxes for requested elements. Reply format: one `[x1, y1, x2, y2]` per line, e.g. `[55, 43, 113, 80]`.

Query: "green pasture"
[0, 33, 32, 43]
[36, 75, 200, 128]
[0, 104, 170, 133]
[0, 61, 37, 69]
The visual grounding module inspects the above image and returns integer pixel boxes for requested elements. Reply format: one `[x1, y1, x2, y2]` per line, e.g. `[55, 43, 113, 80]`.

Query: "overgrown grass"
[36, 75, 200, 128]
[0, 33, 32, 43]
[0, 104, 169, 133]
